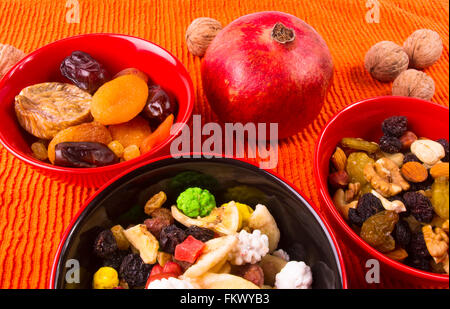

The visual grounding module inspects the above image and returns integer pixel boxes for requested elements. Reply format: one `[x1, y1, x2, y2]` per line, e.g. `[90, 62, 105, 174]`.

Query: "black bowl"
[50, 156, 347, 289]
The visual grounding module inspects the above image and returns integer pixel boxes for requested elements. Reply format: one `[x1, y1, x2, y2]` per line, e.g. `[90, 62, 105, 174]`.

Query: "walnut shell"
[15, 82, 93, 139]
[403, 29, 443, 69]
[392, 69, 435, 101]
[0, 44, 25, 79]
[364, 41, 409, 82]
[186, 17, 222, 57]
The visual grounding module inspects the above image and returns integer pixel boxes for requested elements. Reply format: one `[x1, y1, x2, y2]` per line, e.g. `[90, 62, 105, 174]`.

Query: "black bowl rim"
[50, 154, 348, 289]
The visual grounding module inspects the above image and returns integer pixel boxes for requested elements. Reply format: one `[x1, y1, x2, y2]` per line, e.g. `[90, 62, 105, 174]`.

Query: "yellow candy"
[222, 202, 253, 229]
[93, 267, 119, 289]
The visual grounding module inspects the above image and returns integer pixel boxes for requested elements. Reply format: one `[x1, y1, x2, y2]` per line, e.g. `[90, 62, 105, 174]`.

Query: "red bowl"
[314, 96, 449, 289]
[0, 34, 194, 187]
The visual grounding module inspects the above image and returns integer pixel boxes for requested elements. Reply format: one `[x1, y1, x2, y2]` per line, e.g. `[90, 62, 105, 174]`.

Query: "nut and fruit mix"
[90, 181, 313, 289]
[14, 51, 178, 168]
[328, 115, 449, 274]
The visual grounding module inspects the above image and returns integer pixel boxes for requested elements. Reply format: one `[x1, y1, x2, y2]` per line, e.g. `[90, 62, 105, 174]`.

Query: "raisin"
[119, 254, 151, 288]
[403, 153, 421, 164]
[346, 152, 375, 185]
[348, 193, 384, 227]
[142, 85, 178, 129]
[360, 210, 399, 253]
[54, 142, 118, 168]
[159, 225, 187, 254]
[393, 220, 411, 248]
[151, 208, 174, 224]
[103, 250, 128, 270]
[407, 232, 431, 259]
[173, 258, 192, 272]
[60, 51, 110, 94]
[379, 135, 402, 153]
[436, 139, 449, 162]
[185, 226, 215, 242]
[93, 230, 118, 258]
[405, 256, 431, 272]
[407, 173, 433, 192]
[382, 116, 408, 137]
[403, 192, 434, 223]
[143, 217, 171, 239]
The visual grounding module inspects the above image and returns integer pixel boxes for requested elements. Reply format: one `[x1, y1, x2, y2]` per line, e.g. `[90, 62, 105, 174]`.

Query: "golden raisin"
[123, 145, 140, 161]
[31, 141, 48, 161]
[48, 122, 112, 164]
[108, 116, 151, 148]
[107, 140, 125, 158]
[91, 75, 149, 125]
[346, 152, 375, 186]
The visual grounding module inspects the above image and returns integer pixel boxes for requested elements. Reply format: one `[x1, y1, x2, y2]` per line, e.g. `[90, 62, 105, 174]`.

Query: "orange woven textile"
[0, 0, 448, 289]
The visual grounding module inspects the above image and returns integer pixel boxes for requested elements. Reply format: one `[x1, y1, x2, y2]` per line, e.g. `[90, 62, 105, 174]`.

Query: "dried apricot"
[48, 122, 112, 164]
[113, 68, 149, 84]
[108, 116, 151, 148]
[91, 75, 149, 125]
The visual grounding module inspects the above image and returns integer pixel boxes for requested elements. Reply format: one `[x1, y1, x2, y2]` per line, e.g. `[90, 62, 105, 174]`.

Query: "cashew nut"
[333, 189, 358, 220]
[371, 190, 406, 213]
[364, 158, 410, 197]
[411, 140, 445, 166]
[422, 225, 449, 264]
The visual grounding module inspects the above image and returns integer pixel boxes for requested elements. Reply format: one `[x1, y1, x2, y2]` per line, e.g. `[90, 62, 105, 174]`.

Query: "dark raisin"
[403, 192, 434, 223]
[405, 256, 431, 272]
[60, 51, 110, 94]
[144, 217, 171, 239]
[382, 116, 408, 137]
[103, 250, 128, 270]
[379, 136, 402, 153]
[185, 226, 214, 242]
[407, 232, 431, 259]
[436, 139, 449, 162]
[119, 254, 151, 288]
[151, 208, 174, 225]
[403, 153, 421, 164]
[54, 142, 118, 168]
[159, 224, 187, 254]
[407, 173, 433, 192]
[93, 230, 118, 258]
[173, 258, 192, 272]
[348, 193, 384, 227]
[142, 85, 178, 129]
[393, 220, 411, 248]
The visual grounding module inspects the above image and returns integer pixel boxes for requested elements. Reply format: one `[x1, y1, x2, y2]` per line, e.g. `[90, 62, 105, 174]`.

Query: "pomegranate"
[201, 11, 333, 139]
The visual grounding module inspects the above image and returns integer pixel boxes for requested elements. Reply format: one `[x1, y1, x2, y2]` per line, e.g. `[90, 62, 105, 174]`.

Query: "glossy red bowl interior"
[0, 34, 194, 187]
[314, 96, 449, 288]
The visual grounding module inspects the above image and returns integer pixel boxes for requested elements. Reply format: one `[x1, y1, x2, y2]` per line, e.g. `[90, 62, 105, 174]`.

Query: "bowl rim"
[0, 33, 194, 175]
[314, 95, 449, 282]
[49, 153, 348, 289]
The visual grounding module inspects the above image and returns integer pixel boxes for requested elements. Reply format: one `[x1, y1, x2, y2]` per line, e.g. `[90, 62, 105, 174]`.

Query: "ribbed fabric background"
[0, 0, 448, 289]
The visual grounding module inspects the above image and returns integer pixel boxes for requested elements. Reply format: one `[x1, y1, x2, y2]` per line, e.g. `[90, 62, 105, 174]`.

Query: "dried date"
[54, 142, 118, 168]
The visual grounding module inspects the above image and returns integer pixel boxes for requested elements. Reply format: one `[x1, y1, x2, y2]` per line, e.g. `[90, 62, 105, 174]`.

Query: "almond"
[401, 161, 428, 183]
[331, 147, 347, 171]
[430, 162, 449, 179]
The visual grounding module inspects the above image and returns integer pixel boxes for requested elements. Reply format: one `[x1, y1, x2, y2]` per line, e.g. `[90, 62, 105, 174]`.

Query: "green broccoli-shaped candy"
[176, 187, 216, 218]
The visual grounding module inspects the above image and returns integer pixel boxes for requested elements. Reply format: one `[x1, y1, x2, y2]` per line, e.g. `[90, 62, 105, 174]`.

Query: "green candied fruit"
[176, 187, 216, 218]
[346, 152, 375, 186]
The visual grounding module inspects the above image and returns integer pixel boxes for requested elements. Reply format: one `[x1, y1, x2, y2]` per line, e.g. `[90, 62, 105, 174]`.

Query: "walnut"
[364, 41, 409, 82]
[392, 69, 435, 101]
[345, 182, 361, 202]
[364, 157, 410, 197]
[403, 29, 443, 69]
[186, 17, 222, 57]
[0, 43, 25, 79]
[422, 225, 449, 264]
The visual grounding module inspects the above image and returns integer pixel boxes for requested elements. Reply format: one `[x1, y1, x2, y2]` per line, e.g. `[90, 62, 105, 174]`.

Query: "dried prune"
[144, 217, 171, 239]
[394, 220, 412, 248]
[15, 82, 92, 139]
[60, 51, 110, 94]
[54, 142, 118, 168]
[407, 232, 431, 259]
[142, 85, 178, 128]
[94, 230, 118, 258]
[436, 139, 449, 162]
[379, 135, 402, 153]
[185, 226, 215, 242]
[360, 210, 399, 253]
[159, 224, 187, 254]
[403, 192, 434, 223]
[119, 253, 151, 288]
[403, 153, 421, 164]
[348, 193, 384, 227]
[382, 116, 408, 137]
[103, 250, 128, 270]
